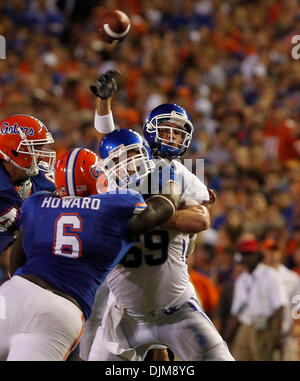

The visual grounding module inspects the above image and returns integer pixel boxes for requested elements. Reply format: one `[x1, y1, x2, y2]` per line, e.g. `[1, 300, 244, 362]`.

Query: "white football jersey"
[106, 158, 210, 314]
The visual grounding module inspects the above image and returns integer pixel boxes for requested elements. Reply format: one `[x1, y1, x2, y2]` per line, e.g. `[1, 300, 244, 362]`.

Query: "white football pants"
[88, 292, 234, 361]
[0, 275, 84, 361]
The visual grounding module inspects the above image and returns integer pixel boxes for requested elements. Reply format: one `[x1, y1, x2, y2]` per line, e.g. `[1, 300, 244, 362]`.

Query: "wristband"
[94, 110, 115, 134]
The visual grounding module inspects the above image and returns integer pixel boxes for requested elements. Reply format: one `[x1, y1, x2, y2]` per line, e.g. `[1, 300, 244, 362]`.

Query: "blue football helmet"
[143, 103, 194, 158]
[99, 129, 155, 190]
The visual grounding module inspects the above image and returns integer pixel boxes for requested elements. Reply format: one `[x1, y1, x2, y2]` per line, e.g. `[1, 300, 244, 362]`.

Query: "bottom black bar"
[0, 361, 299, 378]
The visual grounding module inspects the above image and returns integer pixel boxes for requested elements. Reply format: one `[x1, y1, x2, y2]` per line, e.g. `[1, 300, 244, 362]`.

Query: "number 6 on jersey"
[52, 213, 83, 258]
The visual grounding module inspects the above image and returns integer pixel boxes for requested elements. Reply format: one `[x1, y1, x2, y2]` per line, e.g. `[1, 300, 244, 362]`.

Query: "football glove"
[90, 69, 120, 99]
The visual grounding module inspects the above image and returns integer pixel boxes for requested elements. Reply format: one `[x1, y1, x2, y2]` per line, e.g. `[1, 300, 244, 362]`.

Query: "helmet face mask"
[144, 105, 194, 158]
[16, 131, 56, 176]
[0, 115, 56, 177]
[99, 129, 155, 191]
[100, 143, 155, 190]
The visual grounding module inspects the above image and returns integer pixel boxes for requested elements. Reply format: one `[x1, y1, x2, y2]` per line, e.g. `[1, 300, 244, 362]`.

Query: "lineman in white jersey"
[79, 71, 234, 361]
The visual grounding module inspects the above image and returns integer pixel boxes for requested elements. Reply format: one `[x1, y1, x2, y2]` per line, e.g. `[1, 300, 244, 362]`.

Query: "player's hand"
[90, 70, 120, 99]
[202, 188, 216, 210]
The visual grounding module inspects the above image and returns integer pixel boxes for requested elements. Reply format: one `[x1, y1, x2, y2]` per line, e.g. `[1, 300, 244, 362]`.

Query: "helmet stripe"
[65, 148, 81, 196]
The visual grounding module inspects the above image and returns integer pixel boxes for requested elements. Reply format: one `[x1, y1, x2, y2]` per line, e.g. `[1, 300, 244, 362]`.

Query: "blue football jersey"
[0, 162, 56, 253]
[15, 190, 147, 320]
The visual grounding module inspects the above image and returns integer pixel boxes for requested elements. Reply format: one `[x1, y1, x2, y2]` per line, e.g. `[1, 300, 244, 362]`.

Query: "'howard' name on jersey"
[41, 196, 101, 210]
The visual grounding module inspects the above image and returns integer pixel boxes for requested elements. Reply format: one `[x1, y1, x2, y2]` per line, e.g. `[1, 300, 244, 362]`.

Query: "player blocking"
[0, 139, 179, 361]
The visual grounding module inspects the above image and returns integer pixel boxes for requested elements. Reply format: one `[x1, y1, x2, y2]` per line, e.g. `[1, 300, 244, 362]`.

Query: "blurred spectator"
[285, 225, 300, 269]
[292, 247, 300, 276]
[188, 262, 220, 319]
[262, 238, 300, 360]
[225, 238, 288, 361]
[213, 260, 245, 340]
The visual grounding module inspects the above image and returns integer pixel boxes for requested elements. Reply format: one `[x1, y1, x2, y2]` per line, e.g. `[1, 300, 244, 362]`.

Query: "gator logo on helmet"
[0, 122, 34, 136]
[90, 166, 101, 179]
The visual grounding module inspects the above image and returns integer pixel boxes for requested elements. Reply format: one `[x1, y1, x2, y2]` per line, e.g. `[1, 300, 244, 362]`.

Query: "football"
[97, 10, 131, 44]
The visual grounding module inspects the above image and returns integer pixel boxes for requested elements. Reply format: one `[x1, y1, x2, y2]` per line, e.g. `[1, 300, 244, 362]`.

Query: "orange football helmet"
[0, 114, 56, 177]
[55, 148, 106, 197]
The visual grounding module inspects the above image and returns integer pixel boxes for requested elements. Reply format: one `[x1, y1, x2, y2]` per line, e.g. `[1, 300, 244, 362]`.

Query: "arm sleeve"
[133, 201, 148, 215]
[94, 110, 116, 134]
[127, 195, 176, 241]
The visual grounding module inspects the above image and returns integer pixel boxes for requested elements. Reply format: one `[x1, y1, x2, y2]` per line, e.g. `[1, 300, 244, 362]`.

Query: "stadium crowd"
[1, 0, 300, 360]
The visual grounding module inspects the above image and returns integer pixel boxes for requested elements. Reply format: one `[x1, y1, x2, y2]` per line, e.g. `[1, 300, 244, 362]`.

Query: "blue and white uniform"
[105, 158, 207, 314]
[88, 158, 234, 361]
[83, 102, 234, 361]
[0, 189, 147, 361]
